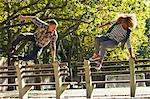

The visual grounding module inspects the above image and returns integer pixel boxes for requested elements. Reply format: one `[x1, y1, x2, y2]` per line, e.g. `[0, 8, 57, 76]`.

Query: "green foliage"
[0, 0, 149, 63]
[136, 18, 150, 58]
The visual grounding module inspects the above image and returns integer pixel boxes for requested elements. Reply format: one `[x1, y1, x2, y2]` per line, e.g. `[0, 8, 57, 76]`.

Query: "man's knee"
[18, 34, 25, 39]
[23, 55, 37, 61]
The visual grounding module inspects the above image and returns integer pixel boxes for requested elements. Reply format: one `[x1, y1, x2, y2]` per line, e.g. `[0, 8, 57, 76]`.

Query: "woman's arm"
[96, 21, 115, 28]
[126, 38, 133, 58]
[128, 48, 133, 58]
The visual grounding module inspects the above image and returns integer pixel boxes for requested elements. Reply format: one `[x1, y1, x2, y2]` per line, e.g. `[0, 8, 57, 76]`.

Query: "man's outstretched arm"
[17, 15, 35, 21]
[17, 15, 47, 26]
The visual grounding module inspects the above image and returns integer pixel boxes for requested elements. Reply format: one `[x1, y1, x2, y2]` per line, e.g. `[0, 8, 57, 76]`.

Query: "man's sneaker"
[95, 62, 102, 70]
[10, 47, 16, 55]
[10, 55, 19, 61]
[89, 54, 101, 61]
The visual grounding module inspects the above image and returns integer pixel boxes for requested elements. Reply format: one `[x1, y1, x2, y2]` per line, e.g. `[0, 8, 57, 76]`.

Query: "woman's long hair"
[116, 14, 137, 30]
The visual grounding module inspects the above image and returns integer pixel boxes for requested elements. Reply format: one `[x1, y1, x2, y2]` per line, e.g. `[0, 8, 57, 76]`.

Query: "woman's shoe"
[89, 54, 101, 61]
[95, 61, 102, 70]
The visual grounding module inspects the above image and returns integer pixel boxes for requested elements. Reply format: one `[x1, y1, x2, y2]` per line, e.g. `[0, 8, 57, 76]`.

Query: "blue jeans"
[94, 35, 118, 62]
[11, 33, 42, 61]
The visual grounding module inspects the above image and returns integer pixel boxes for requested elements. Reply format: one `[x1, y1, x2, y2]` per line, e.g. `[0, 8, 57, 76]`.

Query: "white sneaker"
[95, 62, 102, 70]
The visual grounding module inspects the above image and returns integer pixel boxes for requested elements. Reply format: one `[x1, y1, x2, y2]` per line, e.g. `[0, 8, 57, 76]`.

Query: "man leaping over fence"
[10, 15, 58, 63]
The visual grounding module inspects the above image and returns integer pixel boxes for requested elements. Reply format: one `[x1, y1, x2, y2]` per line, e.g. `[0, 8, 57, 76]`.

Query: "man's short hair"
[48, 19, 58, 27]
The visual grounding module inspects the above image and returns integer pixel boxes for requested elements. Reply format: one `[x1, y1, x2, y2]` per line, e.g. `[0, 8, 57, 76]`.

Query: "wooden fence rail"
[0, 60, 71, 99]
[0, 59, 150, 98]
[76, 59, 150, 98]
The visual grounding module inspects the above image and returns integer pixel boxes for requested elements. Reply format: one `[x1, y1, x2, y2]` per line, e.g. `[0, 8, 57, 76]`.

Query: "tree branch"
[24, 0, 68, 16]
[0, 0, 39, 26]
[0, 0, 68, 29]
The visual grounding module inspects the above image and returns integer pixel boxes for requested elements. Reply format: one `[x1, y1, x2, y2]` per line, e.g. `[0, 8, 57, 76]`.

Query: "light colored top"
[106, 24, 131, 48]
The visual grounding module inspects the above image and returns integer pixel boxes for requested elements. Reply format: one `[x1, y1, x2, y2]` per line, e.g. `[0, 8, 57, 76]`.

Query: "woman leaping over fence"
[90, 14, 137, 70]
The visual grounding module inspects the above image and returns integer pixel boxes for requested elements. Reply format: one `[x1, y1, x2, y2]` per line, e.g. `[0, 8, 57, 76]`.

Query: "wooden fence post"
[129, 58, 136, 97]
[53, 62, 69, 99]
[15, 61, 32, 99]
[84, 60, 93, 98]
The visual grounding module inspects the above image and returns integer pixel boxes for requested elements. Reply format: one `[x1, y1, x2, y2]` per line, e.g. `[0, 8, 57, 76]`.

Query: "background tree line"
[0, 0, 150, 66]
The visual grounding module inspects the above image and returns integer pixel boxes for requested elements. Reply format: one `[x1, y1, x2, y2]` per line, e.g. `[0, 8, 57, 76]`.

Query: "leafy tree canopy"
[0, 0, 150, 63]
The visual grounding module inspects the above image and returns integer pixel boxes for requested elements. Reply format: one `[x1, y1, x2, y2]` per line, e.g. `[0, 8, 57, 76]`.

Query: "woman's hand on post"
[129, 56, 136, 61]
[54, 60, 60, 65]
